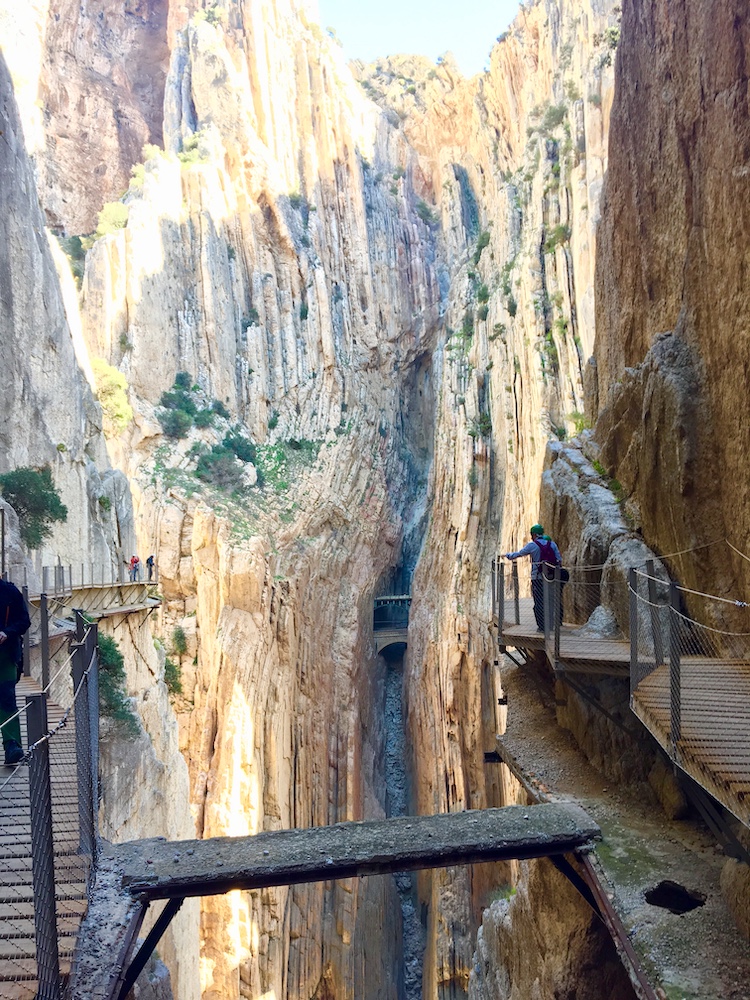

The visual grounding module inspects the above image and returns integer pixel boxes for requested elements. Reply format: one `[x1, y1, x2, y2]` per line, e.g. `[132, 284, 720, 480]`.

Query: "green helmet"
[530, 523, 544, 536]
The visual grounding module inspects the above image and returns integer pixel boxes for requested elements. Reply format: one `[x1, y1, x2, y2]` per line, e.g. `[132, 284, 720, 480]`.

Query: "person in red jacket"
[0, 579, 31, 765]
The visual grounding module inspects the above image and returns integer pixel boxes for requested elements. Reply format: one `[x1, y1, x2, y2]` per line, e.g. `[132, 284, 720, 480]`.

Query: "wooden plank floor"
[632, 659, 750, 827]
[0, 677, 89, 998]
[500, 598, 630, 675]
[501, 598, 750, 827]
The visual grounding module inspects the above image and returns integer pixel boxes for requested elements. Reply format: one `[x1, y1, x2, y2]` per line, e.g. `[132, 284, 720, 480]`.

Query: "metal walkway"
[0, 675, 90, 999]
[493, 558, 750, 831]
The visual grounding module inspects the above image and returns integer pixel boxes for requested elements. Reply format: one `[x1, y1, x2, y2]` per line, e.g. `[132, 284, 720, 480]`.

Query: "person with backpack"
[505, 524, 564, 631]
[0, 578, 31, 765]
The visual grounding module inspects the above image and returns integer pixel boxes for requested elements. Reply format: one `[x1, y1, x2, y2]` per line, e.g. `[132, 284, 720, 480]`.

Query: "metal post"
[512, 562, 520, 625]
[72, 612, 94, 858]
[26, 693, 62, 999]
[629, 568, 638, 697]
[491, 558, 496, 622]
[22, 585, 31, 677]
[554, 565, 561, 664]
[669, 582, 681, 748]
[499, 562, 505, 628]
[645, 559, 664, 667]
[40, 594, 50, 689]
[43, 565, 49, 595]
[86, 622, 100, 857]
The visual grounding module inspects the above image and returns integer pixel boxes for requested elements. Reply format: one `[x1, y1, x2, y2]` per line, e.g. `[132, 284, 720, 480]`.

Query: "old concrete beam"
[119, 803, 600, 900]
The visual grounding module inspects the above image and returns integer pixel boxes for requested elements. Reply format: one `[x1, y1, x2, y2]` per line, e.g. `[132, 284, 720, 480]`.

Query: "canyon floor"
[499, 655, 750, 1000]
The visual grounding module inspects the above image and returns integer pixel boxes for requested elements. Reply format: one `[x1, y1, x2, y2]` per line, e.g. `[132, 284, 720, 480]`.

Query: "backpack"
[535, 538, 559, 580]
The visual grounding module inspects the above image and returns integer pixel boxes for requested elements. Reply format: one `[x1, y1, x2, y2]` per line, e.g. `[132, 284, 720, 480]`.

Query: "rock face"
[0, 0, 170, 233]
[593, 0, 750, 607]
[12, 0, 734, 996]
[0, 41, 200, 1000]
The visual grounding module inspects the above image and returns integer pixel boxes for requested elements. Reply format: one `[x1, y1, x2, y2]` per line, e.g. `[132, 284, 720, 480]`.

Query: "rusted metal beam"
[118, 804, 599, 901]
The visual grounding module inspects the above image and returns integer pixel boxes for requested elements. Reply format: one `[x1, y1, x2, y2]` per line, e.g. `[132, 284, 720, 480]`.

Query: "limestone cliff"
[0, 0, 649, 997]
[0, 45, 201, 1000]
[593, 0, 750, 609]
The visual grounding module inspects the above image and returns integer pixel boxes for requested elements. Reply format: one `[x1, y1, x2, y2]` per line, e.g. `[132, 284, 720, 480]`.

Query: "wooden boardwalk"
[500, 597, 630, 676]
[498, 597, 750, 830]
[0, 677, 89, 999]
[632, 659, 750, 828]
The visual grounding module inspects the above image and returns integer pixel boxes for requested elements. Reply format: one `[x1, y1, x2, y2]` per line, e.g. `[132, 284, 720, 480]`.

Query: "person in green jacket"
[0, 579, 31, 766]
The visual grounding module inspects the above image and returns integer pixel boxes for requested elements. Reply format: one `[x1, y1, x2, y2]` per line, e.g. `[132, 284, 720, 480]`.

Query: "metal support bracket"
[117, 897, 185, 1000]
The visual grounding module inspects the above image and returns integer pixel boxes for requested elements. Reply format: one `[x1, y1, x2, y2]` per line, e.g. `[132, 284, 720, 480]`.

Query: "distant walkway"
[373, 595, 410, 654]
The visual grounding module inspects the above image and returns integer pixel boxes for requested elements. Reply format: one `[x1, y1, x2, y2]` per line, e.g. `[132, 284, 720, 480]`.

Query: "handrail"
[4, 560, 159, 597]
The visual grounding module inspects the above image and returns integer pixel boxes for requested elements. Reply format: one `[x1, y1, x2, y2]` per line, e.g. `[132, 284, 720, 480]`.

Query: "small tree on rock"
[0, 466, 68, 549]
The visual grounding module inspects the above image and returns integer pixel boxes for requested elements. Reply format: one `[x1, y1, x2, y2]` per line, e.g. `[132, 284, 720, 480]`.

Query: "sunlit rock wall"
[77, 1, 443, 995]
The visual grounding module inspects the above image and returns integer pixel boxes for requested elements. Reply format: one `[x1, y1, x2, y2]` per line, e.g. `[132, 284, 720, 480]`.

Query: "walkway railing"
[492, 553, 750, 825]
[4, 562, 159, 599]
[373, 595, 411, 632]
[0, 607, 100, 999]
[629, 565, 750, 769]
[492, 559, 628, 670]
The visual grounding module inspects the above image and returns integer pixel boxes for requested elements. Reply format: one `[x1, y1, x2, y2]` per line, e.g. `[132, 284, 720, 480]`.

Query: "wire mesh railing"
[629, 565, 750, 753]
[4, 561, 159, 598]
[492, 558, 630, 665]
[0, 608, 99, 999]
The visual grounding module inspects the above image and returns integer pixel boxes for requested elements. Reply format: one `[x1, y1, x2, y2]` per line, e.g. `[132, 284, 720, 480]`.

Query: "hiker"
[146, 554, 155, 582]
[0, 578, 31, 766]
[505, 524, 564, 631]
[129, 555, 141, 582]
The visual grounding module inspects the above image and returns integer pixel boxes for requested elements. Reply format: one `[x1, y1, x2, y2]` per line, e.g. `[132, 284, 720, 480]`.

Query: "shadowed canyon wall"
[593, 0, 750, 609]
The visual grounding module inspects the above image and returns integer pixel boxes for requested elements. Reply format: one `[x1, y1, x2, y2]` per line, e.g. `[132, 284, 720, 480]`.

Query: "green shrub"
[93, 358, 133, 435]
[472, 230, 491, 265]
[268, 410, 279, 431]
[300, 303, 309, 321]
[544, 224, 571, 254]
[160, 388, 197, 417]
[223, 433, 256, 463]
[158, 408, 192, 439]
[172, 625, 188, 656]
[98, 634, 140, 736]
[477, 304, 489, 321]
[174, 372, 192, 390]
[98, 495, 111, 513]
[507, 295, 518, 318]
[477, 283, 490, 303]
[416, 199, 438, 225]
[194, 408, 214, 429]
[0, 467, 68, 549]
[119, 332, 133, 353]
[57, 235, 86, 284]
[541, 103, 567, 132]
[468, 411, 492, 438]
[195, 445, 245, 491]
[164, 657, 183, 696]
[212, 400, 231, 419]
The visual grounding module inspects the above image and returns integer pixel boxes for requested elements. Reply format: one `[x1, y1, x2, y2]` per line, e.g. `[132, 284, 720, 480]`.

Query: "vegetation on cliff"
[0, 467, 68, 549]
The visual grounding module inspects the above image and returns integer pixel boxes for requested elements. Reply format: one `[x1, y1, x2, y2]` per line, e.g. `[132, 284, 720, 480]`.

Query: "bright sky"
[316, 0, 522, 77]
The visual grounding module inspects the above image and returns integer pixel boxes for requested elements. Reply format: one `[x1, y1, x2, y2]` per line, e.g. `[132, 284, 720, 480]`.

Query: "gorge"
[0, 0, 749, 998]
